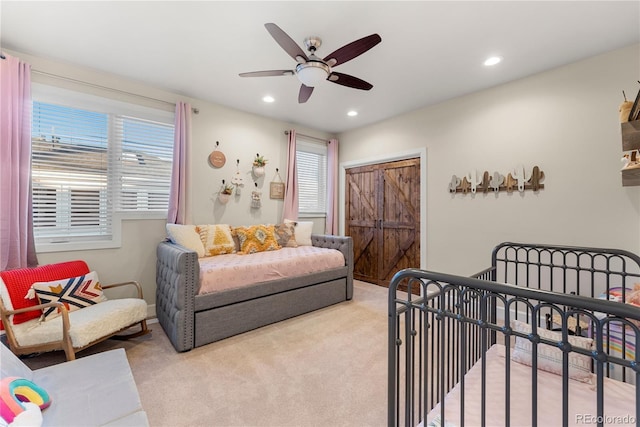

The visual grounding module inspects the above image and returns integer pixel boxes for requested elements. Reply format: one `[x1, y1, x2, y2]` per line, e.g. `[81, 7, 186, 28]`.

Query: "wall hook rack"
[449, 165, 545, 194]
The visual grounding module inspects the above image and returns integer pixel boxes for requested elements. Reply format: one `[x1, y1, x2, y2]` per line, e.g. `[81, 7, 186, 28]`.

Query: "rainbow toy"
[0, 377, 51, 425]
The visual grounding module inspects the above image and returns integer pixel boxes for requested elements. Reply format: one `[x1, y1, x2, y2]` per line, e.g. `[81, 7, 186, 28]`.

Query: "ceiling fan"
[239, 23, 382, 103]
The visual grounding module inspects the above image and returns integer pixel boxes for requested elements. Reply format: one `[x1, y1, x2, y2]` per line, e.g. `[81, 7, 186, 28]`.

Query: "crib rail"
[491, 242, 640, 299]
[388, 267, 640, 427]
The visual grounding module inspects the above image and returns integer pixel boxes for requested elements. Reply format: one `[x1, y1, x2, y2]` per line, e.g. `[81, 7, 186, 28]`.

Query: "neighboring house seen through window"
[31, 86, 174, 251]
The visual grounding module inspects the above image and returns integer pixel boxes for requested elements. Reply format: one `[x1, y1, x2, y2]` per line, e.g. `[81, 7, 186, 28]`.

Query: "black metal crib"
[388, 242, 640, 427]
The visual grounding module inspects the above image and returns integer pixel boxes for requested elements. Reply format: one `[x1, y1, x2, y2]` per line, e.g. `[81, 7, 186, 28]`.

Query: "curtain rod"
[31, 69, 199, 114]
[283, 130, 331, 143]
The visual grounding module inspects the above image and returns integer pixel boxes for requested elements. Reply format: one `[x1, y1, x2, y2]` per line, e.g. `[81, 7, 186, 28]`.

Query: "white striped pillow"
[511, 319, 594, 384]
[26, 271, 106, 321]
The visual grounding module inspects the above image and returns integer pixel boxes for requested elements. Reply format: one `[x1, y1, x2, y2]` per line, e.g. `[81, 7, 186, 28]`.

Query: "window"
[31, 85, 174, 251]
[296, 138, 327, 216]
[116, 116, 174, 211]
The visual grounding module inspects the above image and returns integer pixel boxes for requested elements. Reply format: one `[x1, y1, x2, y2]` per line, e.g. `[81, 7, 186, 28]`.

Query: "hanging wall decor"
[252, 153, 268, 177]
[231, 159, 244, 195]
[270, 168, 285, 199]
[208, 141, 226, 168]
[449, 165, 545, 195]
[251, 183, 262, 208]
[218, 180, 233, 204]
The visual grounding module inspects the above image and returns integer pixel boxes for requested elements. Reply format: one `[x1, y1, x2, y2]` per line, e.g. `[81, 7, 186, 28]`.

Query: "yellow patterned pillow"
[234, 225, 281, 254]
[197, 224, 236, 256]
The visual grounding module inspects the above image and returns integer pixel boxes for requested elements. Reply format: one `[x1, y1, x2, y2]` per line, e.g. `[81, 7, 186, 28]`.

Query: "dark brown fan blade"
[265, 23, 308, 63]
[298, 84, 314, 103]
[327, 72, 373, 90]
[239, 70, 294, 77]
[323, 34, 381, 67]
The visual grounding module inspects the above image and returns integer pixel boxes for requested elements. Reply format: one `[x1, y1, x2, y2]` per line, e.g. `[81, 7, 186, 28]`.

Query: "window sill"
[36, 238, 122, 254]
[298, 213, 327, 219]
[34, 213, 167, 253]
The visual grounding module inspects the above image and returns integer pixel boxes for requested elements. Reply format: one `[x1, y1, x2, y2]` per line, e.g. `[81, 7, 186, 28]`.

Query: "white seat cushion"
[12, 298, 147, 348]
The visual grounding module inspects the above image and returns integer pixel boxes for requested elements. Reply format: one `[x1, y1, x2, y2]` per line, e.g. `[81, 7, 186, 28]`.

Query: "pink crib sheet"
[426, 344, 636, 426]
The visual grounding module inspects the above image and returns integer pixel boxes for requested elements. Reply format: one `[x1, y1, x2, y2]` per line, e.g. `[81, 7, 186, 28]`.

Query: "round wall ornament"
[208, 141, 226, 168]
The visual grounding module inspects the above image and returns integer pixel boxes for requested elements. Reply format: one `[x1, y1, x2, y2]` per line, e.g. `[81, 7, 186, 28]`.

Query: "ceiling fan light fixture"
[242, 24, 381, 103]
[296, 61, 330, 87]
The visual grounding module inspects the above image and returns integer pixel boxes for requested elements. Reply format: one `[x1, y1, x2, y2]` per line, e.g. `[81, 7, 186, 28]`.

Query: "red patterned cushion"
[0, 261, 90, 325]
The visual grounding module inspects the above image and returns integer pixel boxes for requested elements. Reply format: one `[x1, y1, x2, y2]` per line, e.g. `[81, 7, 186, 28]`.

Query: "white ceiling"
[2, 1, 639, 134]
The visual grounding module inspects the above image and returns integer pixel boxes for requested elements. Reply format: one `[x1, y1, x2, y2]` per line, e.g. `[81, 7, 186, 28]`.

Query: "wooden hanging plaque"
[209, 150, 226, 168]
[270, 182, 285, 199]
[270, 169, 284, 199]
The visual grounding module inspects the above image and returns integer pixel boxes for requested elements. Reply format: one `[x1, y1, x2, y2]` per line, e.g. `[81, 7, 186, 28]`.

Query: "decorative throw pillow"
[0, 376, 51, 425]
[510, 319, 594, 383]
[233, 225, 281, 254]
[0, 260, 90, 326]
[197, 224, 236, 256]
[230, 228, 241, 253]
[166, 224, 205, 257]
[284, 219, 313, 246]
[274, 223, 298, 248]
[26, 271, 107, 321]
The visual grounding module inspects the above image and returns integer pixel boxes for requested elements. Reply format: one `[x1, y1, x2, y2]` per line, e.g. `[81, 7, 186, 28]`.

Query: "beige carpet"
[20, 280, 390, 427]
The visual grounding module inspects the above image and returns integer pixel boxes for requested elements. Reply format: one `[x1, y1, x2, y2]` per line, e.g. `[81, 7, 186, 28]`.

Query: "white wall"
[11, 50, 332, 315]
[187, 103, 332, 226]
[338, 43, 640, 277]
[12, 43, 640, 314]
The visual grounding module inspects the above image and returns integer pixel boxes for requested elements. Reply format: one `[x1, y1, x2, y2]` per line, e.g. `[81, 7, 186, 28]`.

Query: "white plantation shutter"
[115, 115, 174, 212]
[31, 93, 174, 247]
[31, 102, 111, 242]
[296, 139, 327, 215]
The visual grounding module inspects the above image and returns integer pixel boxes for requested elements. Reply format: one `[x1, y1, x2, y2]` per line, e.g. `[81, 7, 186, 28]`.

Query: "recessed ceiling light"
[347, 110, 358, 117]
[483, 56, 502, 66]
[262, 95, 275, 103]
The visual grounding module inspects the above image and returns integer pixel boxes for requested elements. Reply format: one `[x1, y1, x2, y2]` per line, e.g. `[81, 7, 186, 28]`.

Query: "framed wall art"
[270, 168, 284, 199]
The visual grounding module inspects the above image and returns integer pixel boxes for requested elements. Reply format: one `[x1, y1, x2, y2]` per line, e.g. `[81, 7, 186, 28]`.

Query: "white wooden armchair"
[0, 260, 149, 361]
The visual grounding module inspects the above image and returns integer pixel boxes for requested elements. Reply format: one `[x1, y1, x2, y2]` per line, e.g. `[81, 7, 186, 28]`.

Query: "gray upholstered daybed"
[156, 234, 353, 352]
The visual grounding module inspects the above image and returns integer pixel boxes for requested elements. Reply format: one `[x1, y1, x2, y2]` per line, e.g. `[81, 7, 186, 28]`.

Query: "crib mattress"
[198, 246, 345, 295]
[426, 344, 636, 426]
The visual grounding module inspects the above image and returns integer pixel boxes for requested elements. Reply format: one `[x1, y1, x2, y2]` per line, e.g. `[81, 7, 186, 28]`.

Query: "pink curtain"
[167, 102, 192, 225]
[282, 129, 298, 221]
[0, 54, 38, 270]
[325, 138, 339, 234]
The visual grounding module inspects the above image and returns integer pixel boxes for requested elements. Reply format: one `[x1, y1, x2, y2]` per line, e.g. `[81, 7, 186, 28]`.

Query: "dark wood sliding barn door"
[345, 158, 420, 288]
